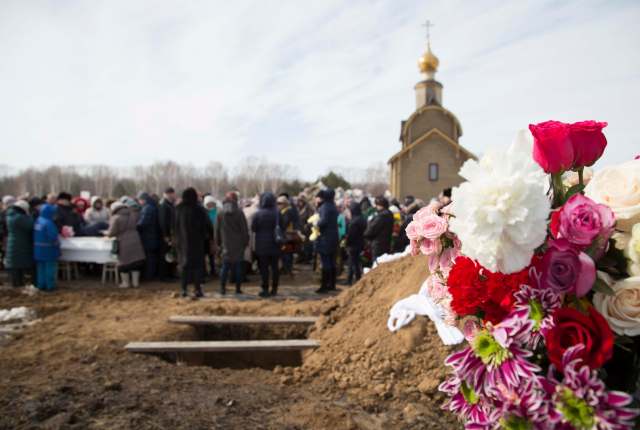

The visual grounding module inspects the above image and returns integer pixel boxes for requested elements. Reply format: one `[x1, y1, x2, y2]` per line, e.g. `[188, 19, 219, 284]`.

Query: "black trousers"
[347, 246, 362, 283]
[257, 255, 279, 290]
[181, 264, 204, 290]
[10, 268, 26, 287]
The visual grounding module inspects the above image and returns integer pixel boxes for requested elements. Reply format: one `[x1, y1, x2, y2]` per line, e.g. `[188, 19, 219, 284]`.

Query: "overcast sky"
[1, 0, 639, 180]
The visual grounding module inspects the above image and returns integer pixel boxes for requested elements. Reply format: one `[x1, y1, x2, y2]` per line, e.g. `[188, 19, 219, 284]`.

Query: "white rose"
[593, 276, 640, 336]
[585, 159, 640, 232]
[626, 223, 640, 276]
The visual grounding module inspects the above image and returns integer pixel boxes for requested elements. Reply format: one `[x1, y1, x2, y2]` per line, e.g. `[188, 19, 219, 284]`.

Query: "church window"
[428, 163, 439, 181]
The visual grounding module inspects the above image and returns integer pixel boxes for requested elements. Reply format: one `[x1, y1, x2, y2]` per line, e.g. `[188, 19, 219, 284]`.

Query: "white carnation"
[449, 130, 550, 273]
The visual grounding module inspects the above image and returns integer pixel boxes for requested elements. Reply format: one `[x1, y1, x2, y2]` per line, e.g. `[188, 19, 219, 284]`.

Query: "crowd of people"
[0, 186, 452, 298]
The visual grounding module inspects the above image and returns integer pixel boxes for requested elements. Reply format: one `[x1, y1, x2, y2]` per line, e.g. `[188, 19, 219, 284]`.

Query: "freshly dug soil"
[0, 257, 459, 429]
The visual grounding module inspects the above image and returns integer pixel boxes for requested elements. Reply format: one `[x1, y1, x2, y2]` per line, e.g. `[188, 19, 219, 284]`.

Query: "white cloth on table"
[59, 237, 117, 264]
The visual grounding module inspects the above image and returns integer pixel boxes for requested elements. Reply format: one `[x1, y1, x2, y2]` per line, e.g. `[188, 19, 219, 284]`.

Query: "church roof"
[400, 104, 463, 142]
[388, 127, 477, 164]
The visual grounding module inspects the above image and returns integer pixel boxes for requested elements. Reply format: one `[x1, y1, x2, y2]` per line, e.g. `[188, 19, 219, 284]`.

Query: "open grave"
[125, 315, 320, 369]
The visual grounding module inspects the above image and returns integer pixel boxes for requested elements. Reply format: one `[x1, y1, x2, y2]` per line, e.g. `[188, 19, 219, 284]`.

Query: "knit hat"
[203, 195, 216, 207]
[13, 200, 29, 213]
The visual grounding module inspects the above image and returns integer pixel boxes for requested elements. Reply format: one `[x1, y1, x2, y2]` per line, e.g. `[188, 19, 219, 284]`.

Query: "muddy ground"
[0, 260, 459, 430]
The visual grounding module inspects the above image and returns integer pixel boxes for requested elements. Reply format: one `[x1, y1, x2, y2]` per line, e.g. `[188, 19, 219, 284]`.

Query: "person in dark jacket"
[217, 192, 249, 295]
[345, 201, 366, 285]
[136, 192, 162, 281]
[315, 188, 339, 294]
[34, 204, 60, 291]
[364, 196, 394, 260]
[251, 192, 283, 297]
[158, 187, 177, 281]
[55, 192, 84, 235]
[277, 194, 298, 276]
[174, 188, 210, 298]
[5, 200, 34, 287]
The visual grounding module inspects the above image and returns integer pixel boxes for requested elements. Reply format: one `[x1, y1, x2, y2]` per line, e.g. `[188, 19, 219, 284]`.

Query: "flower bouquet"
[396, 120, 640, 429]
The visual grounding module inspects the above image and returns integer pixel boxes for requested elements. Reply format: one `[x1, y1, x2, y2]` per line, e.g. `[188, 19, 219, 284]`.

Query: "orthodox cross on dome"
[422, 19, 434, 46]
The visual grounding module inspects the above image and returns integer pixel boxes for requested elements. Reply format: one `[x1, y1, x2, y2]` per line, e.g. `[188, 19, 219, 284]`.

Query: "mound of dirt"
[300, 255, 459, 428]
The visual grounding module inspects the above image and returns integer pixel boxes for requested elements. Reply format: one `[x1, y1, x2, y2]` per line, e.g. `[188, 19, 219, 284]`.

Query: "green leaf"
[593, 277, 615, 296]
[564, 184, 585, 201]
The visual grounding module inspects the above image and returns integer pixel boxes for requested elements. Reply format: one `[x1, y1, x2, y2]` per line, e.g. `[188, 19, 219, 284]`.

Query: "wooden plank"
[125, 339, 320, 353]
[168, 315, 318, 326]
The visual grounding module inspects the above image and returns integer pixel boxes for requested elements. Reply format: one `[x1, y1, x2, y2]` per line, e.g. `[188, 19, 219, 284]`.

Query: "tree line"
[0, 158, 389, 199]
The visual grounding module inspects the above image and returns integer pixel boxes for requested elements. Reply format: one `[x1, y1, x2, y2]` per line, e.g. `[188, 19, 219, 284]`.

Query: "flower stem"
[578, 167, 584, 187]
[551, 173, 565, 208]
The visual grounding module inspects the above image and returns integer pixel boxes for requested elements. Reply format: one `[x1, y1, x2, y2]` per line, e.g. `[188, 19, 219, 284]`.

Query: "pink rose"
[418, 214, 448, 240]
[551, 194, 615, 255]
[569, 120, 607, 168]
[405, 220, 421, 241]
[540, 239, 596, 297]
[420, 237, 442, 256]
[413, 204, 439, 222]
[529, 120, 573, 174]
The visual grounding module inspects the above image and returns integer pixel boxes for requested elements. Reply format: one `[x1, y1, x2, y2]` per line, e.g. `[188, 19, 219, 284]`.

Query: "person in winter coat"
[315, 188, 339, 294]
[84, 196, 109, 224]
[0, 195, 16, 270]
[217, 192, 249, 295]
[55, 192, 84, 235]
[296, 195, 314, 263]
[33, 204, 60, 291]
[106, 202, 146, 288]
[136, 192, 162, 280]
[158, 187, 177, 281]
[345, 201, 366, 285]
[204, 196, 218, 277]
[277, 195, 297, 276]
[5, 200, 34, 287]
[364, 196, 394, 260]
[251, 192, 283, 297]
[175, 188, 210, 298]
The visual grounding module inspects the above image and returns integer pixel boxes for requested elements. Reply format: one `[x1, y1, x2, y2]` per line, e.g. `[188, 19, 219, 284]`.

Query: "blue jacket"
[137, 193, 161, 251]
[34, 204, 60, 262]
[315, 189, 339, 255]
[252, 192, 282, 257]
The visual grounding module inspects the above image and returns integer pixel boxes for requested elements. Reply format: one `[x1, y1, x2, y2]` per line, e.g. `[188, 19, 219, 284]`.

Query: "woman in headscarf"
[5, 200, 34, 287]
[216, 192, 249, 295]
[106, 201, 146, 288]
[174, 187, 210, 298]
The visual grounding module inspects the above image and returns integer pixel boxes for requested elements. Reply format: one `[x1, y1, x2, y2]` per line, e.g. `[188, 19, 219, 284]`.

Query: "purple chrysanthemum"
[444, 312, 540, 398]
[539, 345, 639, 430]
[513, 271, 562, 348]
[439, 376, 494, 426]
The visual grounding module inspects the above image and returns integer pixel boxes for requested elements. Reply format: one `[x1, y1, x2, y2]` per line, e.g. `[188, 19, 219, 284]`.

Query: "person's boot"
[270, 282, 278, 297]
[119, 273, 131, 289]
[259, 283, 270, 298]
[219, 283, 226, 295]
[180, 285, 188, 298]
[235, 284, 242, 295]
[315, 270, 329, 294]
[328, 268, 337, 291]
[131, 271, 140, 288]
[194, 285, 204, 298]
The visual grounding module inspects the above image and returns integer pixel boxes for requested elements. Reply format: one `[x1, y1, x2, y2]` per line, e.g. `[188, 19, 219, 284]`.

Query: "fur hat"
[203, 195, 216, 207]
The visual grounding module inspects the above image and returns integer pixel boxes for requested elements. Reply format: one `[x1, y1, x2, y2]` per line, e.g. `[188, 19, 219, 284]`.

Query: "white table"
[59, 237, 117, 264]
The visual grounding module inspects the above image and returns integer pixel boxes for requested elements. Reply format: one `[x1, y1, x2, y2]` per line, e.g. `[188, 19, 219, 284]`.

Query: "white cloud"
[0, 0, 638, 180]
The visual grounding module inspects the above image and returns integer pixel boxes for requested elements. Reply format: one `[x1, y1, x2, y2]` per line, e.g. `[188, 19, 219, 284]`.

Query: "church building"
[388, 38, 476, 202]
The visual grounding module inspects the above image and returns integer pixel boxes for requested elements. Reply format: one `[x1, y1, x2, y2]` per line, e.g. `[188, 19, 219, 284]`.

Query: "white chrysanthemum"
[449, 130, 550, 273]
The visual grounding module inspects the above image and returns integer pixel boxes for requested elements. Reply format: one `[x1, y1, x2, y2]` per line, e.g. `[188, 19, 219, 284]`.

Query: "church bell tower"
[414, 21, 442, 108]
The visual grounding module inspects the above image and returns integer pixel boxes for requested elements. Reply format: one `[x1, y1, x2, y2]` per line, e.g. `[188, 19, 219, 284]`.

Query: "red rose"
[529, 120, 573, 174]
[569, 121, 607, 168]
[545, 306, 614, 371]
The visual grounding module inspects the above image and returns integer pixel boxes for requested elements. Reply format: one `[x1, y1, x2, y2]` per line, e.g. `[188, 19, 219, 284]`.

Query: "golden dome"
[418, 44, 439, 74]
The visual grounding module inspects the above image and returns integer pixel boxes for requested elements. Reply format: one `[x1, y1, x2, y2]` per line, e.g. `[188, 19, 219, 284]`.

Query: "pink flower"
[405, 220, 421, 241]
[569, 120, 608, 168]
[539, 239, 596, 297]
[529, 120, 573, 174]
[420, 237, 442, 256]
[551, 194, 615, 255]
[418, 214, 448, 240]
